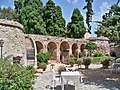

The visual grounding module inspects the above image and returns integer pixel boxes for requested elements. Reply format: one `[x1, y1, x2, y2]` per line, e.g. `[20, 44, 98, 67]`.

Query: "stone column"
[57, 44, 60, 62]
[69, 44, 72, 56]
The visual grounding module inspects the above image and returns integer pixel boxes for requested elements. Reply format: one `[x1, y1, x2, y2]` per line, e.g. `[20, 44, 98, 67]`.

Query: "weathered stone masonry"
[0, 19, 111, 68]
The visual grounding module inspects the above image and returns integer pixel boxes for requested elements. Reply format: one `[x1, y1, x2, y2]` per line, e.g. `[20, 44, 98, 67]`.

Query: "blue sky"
[0, 0, 118, 37]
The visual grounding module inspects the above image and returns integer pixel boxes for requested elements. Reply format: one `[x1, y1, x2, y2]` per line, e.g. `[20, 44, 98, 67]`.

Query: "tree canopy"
[95, 4, 120, 45]
[83, 0, 94, 32]
[67, 8, 86, 38]
[43, 0, 66, 37]
[0, 7, 14, 20]
[14, 0, 47, 34]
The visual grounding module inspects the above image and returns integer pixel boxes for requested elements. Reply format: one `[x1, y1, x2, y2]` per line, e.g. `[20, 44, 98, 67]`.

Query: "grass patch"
[92, 56, 109, 63]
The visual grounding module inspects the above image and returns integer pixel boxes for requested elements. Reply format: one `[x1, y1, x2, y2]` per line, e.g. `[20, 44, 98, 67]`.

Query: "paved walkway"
[33, 64, 120, 90]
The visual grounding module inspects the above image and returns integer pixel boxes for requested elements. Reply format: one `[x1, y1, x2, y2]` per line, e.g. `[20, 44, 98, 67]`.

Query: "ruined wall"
[0, 19, 111, 68]
[88, 37, 110, 56]
[0, 19, 27, 66]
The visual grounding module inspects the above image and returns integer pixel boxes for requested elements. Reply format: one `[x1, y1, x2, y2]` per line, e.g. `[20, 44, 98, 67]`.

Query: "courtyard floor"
[33, 64, 120, 90]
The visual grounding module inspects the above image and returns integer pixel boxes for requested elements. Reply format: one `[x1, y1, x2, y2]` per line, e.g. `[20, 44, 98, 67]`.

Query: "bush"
[83, 58, 91, 65]
[101, 58, 111, 65]
[94, 52, 104, 57]
[0, 59, 35, 90]
[36, 52, 51, 64]
[37, 62, 47, 71]
[68, 55, 76, 66]
[79, 52, 83, 58]
[110, 52, 116, 57]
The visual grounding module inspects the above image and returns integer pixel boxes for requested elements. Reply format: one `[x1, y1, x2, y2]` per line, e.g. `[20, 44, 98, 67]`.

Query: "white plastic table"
[61, 71, 81, 90]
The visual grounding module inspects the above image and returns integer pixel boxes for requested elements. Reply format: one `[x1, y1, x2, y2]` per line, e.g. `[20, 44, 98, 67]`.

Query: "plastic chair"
[52, 69, 61, 90]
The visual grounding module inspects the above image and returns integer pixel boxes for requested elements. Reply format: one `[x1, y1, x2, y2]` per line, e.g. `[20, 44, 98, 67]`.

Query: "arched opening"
[25, 37, 35, 66]
[47, 42, 57, 60]
[60, 41, 70, 62]
[80, 44, 86, 57]
[35, 41, 43, 53]
[72, 43, 78, 58]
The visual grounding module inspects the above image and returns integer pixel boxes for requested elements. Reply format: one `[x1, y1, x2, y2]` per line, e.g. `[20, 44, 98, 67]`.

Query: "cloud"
[93, 2, 110, 22]
[66, 0, 78, 4]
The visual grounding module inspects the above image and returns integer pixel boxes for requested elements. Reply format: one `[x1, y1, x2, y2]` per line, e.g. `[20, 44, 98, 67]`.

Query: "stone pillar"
[69, 45, 72, 56]
[57, 44, 60, 62]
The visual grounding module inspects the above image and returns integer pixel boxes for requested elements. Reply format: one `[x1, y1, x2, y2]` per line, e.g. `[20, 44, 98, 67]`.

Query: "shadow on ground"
[49, 84, 75, 90]
[80, 68, 120, 90]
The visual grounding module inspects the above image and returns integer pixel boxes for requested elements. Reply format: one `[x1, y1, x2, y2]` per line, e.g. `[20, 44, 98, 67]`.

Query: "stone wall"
[0, 19, 111, 68]
[0, 19, 27, 66]
[88, 37, 110, 56]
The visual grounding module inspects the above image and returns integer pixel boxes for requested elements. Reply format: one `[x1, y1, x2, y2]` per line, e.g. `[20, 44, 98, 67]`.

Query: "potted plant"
[83, 58, 91, 69]
[101, 58, 111, 69]
[38, 62, 47, 71]
[76, 58, 83, 69]
[68, 56, 76, 67]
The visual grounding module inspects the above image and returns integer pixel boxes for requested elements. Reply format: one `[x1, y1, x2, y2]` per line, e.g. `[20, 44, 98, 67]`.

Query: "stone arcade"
[0, 19, 110, 68]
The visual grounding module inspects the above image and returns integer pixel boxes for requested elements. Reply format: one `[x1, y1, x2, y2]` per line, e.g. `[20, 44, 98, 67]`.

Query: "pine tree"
[43, 0, 66, 36]
[14, 0, 47, 34]
[67, 8, 86, 38]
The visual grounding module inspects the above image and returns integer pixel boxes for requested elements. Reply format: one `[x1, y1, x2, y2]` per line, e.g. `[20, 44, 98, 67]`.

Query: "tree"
[85, 42, 97, 56]
[95, 4, 120, 45]
[0, 7, 14, 20]
[67, 8, 86, 38]
[83, 0, 94, 32]
[14, 0, 47, 34]
[43, 0, 66, 37]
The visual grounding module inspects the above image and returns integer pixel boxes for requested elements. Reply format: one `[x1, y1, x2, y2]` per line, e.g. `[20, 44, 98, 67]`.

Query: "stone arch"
[60, 41, 70, 62]
[47, 42, 57, 60]
[72, 43, 78, 58]
[35, 41, 43, 53]
[80, 44, 86, 57]
[25, 37, 35, 66]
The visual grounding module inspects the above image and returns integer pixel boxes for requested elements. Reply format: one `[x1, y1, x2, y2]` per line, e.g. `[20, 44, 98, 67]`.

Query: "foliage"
[14, 0, 47, 34]
[0, 59, 35, 90]
[92, 56, 109, 63]
[79, 52, 83, 58]
[76, 58, 83, 65]
[83, 0, 94, 31]
[36, 52, 51, 64]
[94, 51, 104, 57]
[37, 62, 47, 70]
[43, 0, 66, 37]
[95, 4, 120, 45]
[83, 58, 91, 65]
[85, 42, 97, 56]
[101, 58, 111, 65]
[68, 55, 76, 66]
[67, 8, 86, 38]
[110, 52, 116, 57]
[0, 7, 14, 20]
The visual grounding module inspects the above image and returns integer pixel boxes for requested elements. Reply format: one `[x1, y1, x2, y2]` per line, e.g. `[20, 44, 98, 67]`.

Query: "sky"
[0, 0, 119, 37]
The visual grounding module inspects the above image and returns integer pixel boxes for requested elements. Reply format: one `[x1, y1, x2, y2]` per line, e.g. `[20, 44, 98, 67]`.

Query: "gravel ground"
[33, 64, 120, 90]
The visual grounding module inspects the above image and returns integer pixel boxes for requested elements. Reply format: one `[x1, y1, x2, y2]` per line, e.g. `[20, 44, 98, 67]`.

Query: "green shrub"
[94, 52, 104, 57]
[37, 62, 47, 71]
[79, 52, 83, 58]
[76, 58, 83, 65]
[110, 52, 116, 57]
[83, 58, 91, 65]
[101, 58, 111, 65]
[68, 55, 76, 66]
[36, 52, 51, 64]
[0, 59, 35, 90]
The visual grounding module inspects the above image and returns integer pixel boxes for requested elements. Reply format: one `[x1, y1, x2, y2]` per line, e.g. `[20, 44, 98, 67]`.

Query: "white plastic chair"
[52, 69, 61, 90]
